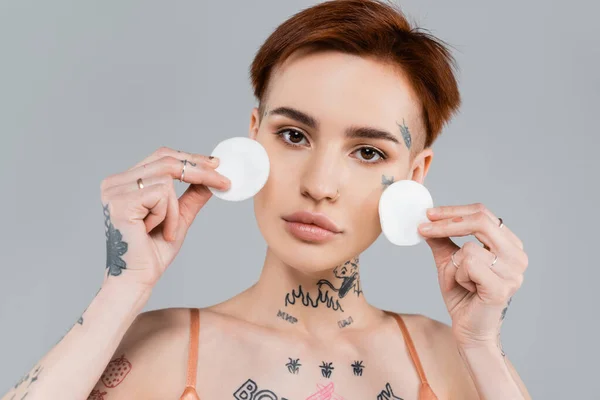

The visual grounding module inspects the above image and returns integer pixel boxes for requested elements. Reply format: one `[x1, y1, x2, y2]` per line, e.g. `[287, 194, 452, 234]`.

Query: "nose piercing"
[332, 189, 340, 201]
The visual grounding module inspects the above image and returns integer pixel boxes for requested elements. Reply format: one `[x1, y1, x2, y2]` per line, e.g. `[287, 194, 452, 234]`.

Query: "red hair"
[249, 0, 461, 153]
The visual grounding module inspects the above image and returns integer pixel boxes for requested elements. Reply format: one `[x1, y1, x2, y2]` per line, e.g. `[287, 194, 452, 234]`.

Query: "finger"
[126, 146, 218, 172]
[174, 183, 213, 238]
[452, 242, 508, 304]
[108, 183, 170, 235]
[103, 156, 230, 193]
[419, 211, 520, 261]
[427, 203, 523, 250]
[101, 175, 180, 242]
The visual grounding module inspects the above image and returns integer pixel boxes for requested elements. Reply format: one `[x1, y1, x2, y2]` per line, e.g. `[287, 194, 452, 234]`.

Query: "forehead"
[266, 49, 421, 130]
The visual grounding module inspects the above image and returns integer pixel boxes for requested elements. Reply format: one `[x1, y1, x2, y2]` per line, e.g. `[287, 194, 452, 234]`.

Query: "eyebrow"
[267, 106, 400, 145]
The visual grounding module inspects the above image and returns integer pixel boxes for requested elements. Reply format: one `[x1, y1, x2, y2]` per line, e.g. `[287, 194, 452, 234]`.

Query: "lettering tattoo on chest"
[337, 315, 353, 328]
[103, 203, 128, 277]
[233, 378, 290, 400]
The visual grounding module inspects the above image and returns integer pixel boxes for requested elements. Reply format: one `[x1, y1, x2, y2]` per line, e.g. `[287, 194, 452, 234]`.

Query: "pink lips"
[282, 210, 342, 243]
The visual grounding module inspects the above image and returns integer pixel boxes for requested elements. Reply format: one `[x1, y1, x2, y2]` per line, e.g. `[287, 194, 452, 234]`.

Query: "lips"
[282, 210, 342, 233]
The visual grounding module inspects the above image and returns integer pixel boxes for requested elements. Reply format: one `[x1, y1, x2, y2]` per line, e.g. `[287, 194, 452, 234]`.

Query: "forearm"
[457, 343, 528, 400]
[1, 281, 151, 400]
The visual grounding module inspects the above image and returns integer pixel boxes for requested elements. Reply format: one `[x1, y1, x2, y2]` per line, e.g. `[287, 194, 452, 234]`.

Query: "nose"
[299, 150, 342, 202]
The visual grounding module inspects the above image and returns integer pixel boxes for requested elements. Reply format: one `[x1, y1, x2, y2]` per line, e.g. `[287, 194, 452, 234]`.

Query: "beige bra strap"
[388, 311, 429, 385]
[185, 308, 200, 388]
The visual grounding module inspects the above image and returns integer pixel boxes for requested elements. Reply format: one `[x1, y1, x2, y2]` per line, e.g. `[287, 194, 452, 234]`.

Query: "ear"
[408, 147, 433, 184]
[249, 107, 260, 140]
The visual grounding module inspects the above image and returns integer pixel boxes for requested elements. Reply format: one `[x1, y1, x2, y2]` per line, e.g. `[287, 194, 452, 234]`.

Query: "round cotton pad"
[208, 137, 270, 201]
[378, 180, 434, 246]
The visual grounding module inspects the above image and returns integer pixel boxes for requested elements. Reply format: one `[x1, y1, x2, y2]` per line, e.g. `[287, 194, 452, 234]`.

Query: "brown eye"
[288, 130, 304, 143]
[360, 148, 376, 160]
[354, 147, 385, 164]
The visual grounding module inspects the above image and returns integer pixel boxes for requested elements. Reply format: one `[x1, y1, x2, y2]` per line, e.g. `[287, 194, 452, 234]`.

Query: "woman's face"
[249, 49, 433, 273]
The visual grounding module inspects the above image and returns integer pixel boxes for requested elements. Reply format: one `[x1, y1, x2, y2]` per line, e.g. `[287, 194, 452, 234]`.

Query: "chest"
[194, 327, 429, 399]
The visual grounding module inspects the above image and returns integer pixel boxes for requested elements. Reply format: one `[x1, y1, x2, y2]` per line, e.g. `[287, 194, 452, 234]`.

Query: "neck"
[240, 247, 377, 337]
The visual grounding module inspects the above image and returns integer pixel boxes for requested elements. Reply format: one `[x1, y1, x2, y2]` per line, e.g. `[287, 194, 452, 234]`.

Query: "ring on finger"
[451, 249, 499, 268]
[483, 217, 505, 250]
[180, 159, 187, 182]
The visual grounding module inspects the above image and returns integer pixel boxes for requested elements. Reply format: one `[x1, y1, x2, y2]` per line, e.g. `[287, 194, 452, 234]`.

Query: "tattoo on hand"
[103, 203, 128, 277]
[397, 119, 412, 150]
[87, 389, 108, 400]
[181, 159, 197, 167]
[286, 358, 301, 374]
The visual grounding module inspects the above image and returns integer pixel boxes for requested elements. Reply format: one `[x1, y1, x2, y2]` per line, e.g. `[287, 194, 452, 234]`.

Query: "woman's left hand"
[417, 203, 529, 348]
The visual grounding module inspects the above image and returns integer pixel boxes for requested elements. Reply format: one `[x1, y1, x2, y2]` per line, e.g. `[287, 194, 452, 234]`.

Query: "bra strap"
[185, 308, 200, 388]
[388, 311, 429, 385]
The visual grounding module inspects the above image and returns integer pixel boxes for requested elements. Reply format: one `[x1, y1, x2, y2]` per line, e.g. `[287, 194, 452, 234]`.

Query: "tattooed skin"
[234, 378, 289, 400]
[317, 257, 362, 299]
[285, 358, 301, 374]
[181, 159, 197, 167]
[103, 203, 128, 277]
[381, 175, 395, 188]
[319, 362, 334, 378]
[10, 364, 43, 399]
[376, 382, 404, 400]
[277, 309, 298, 324]
[397, 119, 411, 150]
[351, 360, 365, 376]
[338, 316, 353, 329]
[497, 296, 512, 357]
[86, 389, 108, 400]
[306, 382, 345, 400]
[284, 285, 344, 312]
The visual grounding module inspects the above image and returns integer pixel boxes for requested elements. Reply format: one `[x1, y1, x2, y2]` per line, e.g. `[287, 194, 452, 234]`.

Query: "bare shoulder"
[391, 312, 478, 399]
[88, 307, 194, 400]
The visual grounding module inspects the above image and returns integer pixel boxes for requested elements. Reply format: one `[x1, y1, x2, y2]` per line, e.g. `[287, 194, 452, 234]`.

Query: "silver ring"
[137, 178, 144, 189]
[498, 217, 504, 229]
[451, 250, 460, 268]
[180, 159, 187, 182]
[490, 252, 498, 268]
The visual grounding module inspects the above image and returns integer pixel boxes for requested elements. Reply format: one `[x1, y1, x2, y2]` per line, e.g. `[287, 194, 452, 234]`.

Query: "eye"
[353, 147, 387, 164]
[274, 128, 309, 147]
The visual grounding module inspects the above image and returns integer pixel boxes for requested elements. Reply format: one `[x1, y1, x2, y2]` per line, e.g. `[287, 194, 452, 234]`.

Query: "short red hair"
[249, 0, 461, 153]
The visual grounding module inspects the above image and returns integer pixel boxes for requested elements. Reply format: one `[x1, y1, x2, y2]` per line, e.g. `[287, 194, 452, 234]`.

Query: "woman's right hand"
[99, 146, 230, 290]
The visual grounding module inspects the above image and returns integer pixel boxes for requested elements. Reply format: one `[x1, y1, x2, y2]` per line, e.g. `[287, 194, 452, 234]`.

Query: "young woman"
[2, 1, 531, 399]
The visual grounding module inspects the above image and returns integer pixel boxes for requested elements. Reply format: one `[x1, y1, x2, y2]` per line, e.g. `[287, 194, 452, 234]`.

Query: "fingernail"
[208, 156, 218, 164]
[427, 208, 437, 216]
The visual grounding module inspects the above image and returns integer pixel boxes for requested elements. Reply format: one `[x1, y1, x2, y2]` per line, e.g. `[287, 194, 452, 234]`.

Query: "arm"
[454, 343, 532, 400]
[1, 281, 151, 400]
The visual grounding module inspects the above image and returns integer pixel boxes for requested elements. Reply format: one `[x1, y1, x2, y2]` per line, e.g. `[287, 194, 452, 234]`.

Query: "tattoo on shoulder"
[397, 118, 412, 150]
[103, 203, 128, 277]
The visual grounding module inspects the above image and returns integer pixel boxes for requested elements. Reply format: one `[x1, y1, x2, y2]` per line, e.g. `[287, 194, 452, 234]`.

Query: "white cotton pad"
[378, 180, 434, 246]
[208, 137, 270, 201]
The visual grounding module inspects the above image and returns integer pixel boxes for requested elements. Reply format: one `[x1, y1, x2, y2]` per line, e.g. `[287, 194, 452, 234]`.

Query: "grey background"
[0, 1, 597, 398]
